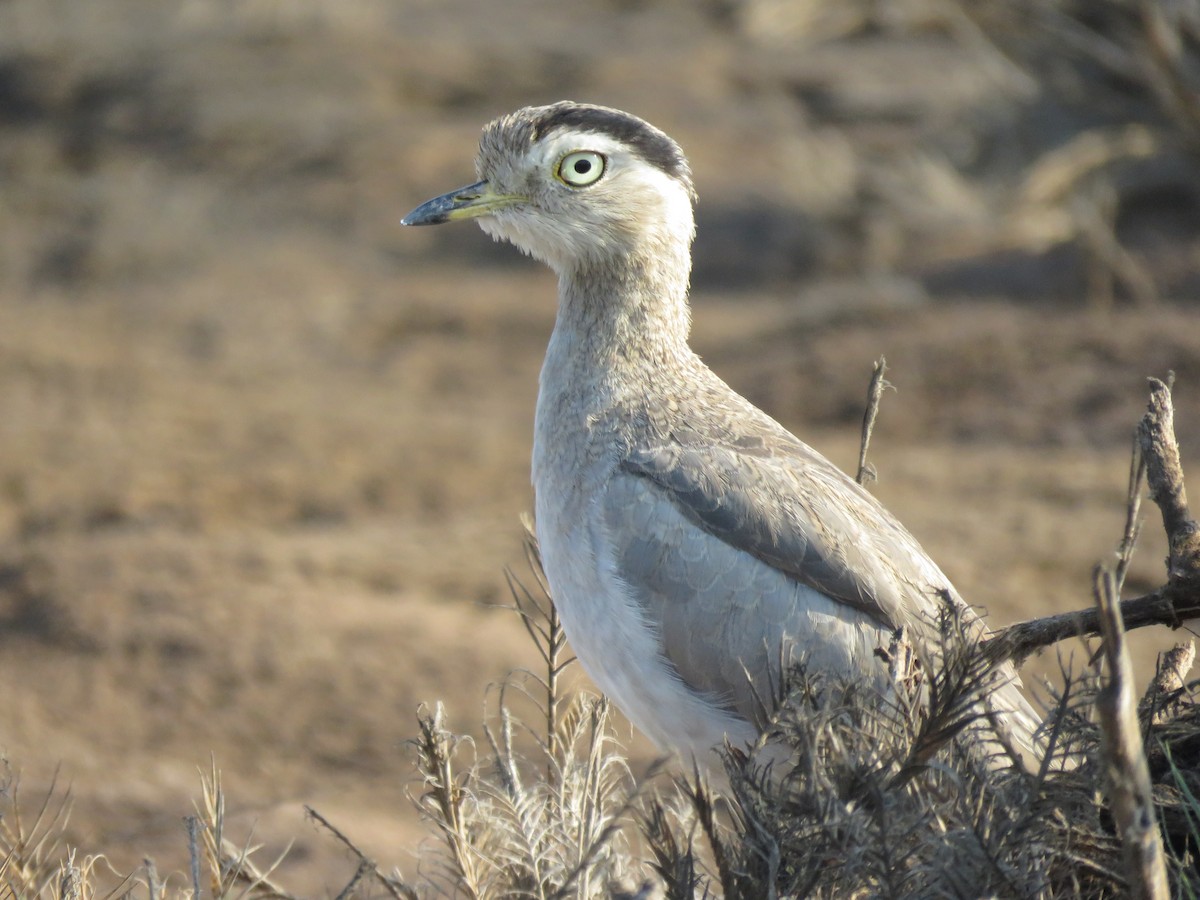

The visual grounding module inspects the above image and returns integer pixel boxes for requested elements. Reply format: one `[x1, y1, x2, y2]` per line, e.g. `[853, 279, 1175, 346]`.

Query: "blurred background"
[1, 0, 1199, 891]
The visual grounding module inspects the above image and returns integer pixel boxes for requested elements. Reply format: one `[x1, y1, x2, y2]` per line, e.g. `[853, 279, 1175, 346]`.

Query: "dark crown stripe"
[532, 103, 693, 196]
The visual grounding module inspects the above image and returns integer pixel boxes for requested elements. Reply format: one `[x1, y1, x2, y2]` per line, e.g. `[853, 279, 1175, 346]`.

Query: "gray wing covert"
[620, 437, 954, 634]
[600, 463, 908, 730]
[605, 434, 1042, 759]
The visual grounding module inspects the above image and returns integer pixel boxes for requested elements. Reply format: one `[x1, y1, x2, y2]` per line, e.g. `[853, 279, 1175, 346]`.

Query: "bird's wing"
[602, 424, 1041, 757]
[617, 429, 959, 635]
[600, 465, 896, 728]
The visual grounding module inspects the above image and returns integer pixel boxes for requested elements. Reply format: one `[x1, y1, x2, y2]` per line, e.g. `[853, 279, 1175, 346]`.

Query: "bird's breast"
[531, 453, 755, 758]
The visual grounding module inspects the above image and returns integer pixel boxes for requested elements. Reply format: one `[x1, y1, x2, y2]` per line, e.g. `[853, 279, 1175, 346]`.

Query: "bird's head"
[403, 102, 697, 276]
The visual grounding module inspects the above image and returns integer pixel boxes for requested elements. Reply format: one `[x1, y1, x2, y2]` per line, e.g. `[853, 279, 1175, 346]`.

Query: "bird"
[402, 101, 1042, 766]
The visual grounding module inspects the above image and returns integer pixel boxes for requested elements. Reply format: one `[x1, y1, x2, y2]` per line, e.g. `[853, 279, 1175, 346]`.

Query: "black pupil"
[573, 159, 592, 174]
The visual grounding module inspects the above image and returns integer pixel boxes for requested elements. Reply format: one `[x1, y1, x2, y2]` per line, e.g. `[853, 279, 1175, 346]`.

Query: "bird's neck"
[534, 244, 696, 490]
[551, 245, 694, 377]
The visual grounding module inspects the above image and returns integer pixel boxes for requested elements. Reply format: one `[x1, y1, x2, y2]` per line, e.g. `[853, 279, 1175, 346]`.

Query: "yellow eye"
[557, 151, 605, 187]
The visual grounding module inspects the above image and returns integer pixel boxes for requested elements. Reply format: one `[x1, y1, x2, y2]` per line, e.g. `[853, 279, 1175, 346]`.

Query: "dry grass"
[3, 497, 1200, 897]
[2, 372, 1198, 898]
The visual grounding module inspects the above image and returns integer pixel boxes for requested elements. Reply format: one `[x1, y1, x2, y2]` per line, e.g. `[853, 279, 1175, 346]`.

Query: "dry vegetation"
[7, 408, 1200, 898]
[2, 0, 1200, 895]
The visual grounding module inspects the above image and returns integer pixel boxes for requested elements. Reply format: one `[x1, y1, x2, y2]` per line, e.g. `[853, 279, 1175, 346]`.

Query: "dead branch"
[1139, 376, 1200, 580]
[1114, 431, 1146, 593]
[305, 806, 417, 900]
[1094, 565, 1170, 900]
[1140, 640, 1195, 725]
[987, 377, 1200, 665]
[857, 356, 889, 487]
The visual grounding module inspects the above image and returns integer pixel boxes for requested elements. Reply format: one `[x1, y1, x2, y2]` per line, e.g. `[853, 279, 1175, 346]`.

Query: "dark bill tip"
[401, 180, 495, 226]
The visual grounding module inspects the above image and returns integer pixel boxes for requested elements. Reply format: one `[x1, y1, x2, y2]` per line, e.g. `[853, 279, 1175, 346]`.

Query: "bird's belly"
[534, 501, 754, 760]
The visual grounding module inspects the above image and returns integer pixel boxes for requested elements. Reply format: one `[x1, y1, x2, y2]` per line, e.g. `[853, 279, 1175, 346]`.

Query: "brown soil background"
[1, 0, 1199, 892]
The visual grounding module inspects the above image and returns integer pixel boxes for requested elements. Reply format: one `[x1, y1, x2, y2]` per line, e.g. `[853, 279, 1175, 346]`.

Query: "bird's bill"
[401, 180, 521, 226]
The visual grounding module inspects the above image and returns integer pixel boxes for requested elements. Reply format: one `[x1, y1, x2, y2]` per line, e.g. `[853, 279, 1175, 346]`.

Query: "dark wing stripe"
[621, 442, 911, 631]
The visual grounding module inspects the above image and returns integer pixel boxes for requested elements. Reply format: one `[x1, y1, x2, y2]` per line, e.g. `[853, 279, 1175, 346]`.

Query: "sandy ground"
[1, 0, 1199, 891]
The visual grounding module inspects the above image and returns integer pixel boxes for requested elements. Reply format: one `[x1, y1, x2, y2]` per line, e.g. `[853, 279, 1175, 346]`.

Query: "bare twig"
[1140, 641, 1196, 725]
[857, 356, 889, 487]
[333, 859, 372, 900]
[1138, 375, 1200, 583]
[1115, 434, 1146, 593]
[988, 377, 1200, 664]
[144, 858, 162, 900]
[1151, 641, 1195, 696]
[216, 841, 297, 900]
[1093, 565, 1170, 900]
[305, 806, 417, 900]
[986, 586, 1196, 666]
[185, 816, 203, 900]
